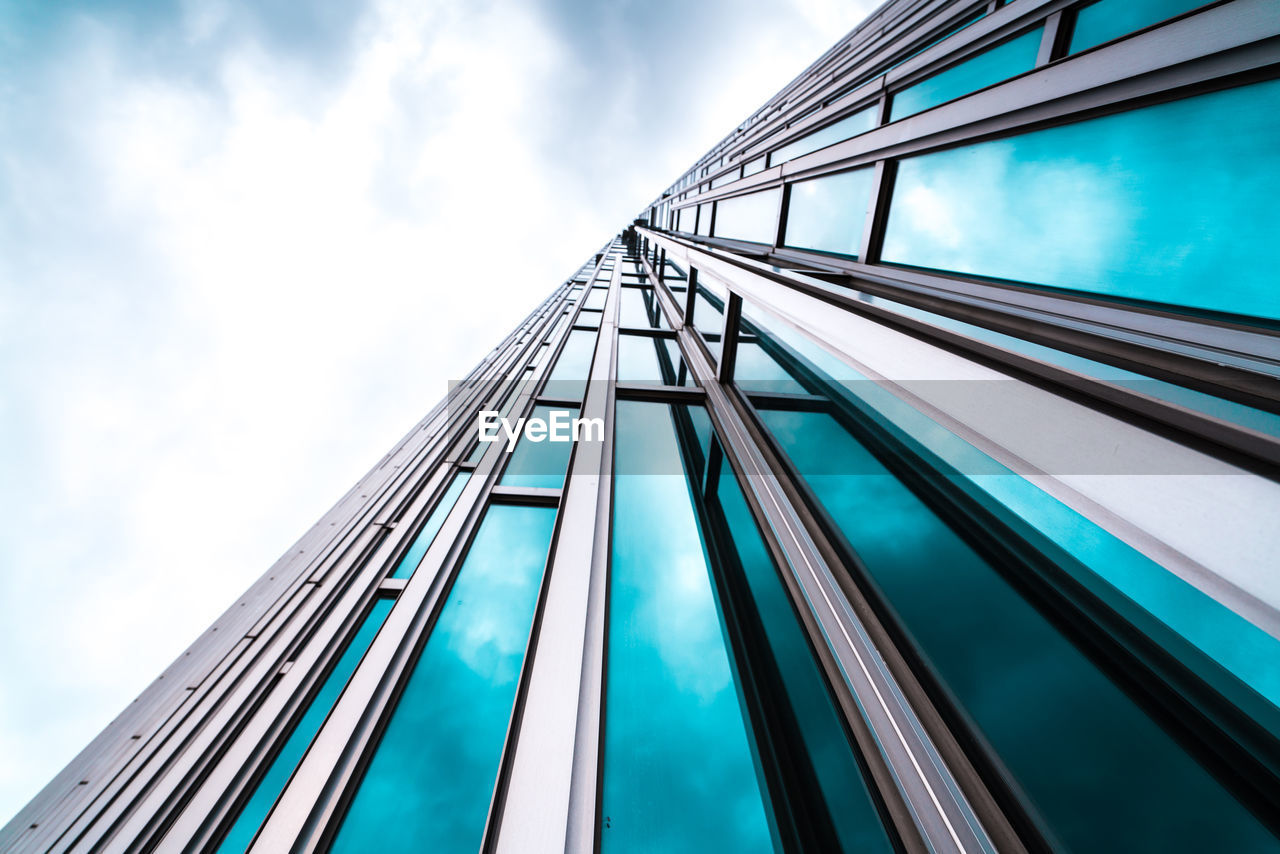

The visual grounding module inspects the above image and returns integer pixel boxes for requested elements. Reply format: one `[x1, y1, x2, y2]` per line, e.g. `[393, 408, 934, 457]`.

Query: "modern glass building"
[4, 0, 1279, 851]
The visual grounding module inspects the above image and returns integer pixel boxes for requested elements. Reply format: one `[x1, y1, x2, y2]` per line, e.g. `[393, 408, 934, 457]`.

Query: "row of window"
[668, 78, 1280, 323]
[660, 0, 1213, 210]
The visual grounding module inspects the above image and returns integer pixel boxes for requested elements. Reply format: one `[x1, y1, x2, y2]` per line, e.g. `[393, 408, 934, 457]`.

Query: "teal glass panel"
[772, 105, 878, 165]
[713, 188, 780, 244]
[390, 473, 471, 578]
[331, 503, 557, 854]
[889, 27, 1041, 120]
[706, 461, 896, 853]
[733, 340, 807, 396]
[576, 309, 601, 330]
[583, 288, 607, 311]
[1070, 0, 1210, 53]
[545, 328, 597, 400]
[498, 404, 578, 489]
[618, 287, 667, 329]
[219, 598, 395, 853]
[882, 80, 1280, 319]
[757, 406, 1279, 852]
[605, 400, 776, 854]
[616, 333, 693, 386]
[783, 167, 875, 257]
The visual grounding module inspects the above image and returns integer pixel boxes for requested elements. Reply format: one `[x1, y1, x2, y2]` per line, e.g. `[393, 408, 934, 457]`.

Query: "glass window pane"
[616, 334, 693, 387]
[583, 288, 607, 311]
[605, 401, 775, 853]
[1070, 0, 1210, 53]
[545, 328, 598, 400]
[772, 105, 878, 165]
[706, 459, 895, 854]
[756, 406, 1279, 851]
[783, 167, 875, 257]
[889, 28, 1042, 121]
[331, 504, 557, 854]
[618, 287, 667, 329]
[218, 598, 395, 853]
[713, 189, 780, 244]
[677, 205, 695, 233]
[691, 284, 724, 361]
[498, 404, 578, 489]
[390, 473, 471, 578]
[882, 80, 1280, 319]
[695, 202, 712, 236]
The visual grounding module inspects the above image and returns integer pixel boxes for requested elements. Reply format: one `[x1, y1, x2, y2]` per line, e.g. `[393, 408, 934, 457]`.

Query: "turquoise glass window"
[604, 400, 775, 853]
[703, 458, 896, 853]
[771, 105, 878, 165]
[889, 27, 1042, 120]
[713, 189, 780, 244]
[616, 333, 692, 387]
[583, 288, 607, 311]
[783, 167, 875, 257]
[882, 80, 1280, 319]
[218, 598, 395, 853]
[330, 503, 557, 854]
[498, 404, 578, 488]
[389, 473, 471, 578]
[1070, 0, 1211, 53]
[545, 328, 598, 400]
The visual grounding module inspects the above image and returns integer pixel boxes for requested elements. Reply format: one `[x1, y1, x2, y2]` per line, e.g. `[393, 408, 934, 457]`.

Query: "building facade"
[4, 0, 1279, 850]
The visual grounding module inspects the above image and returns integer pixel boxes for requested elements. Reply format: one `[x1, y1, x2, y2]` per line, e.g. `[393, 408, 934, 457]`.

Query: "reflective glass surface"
[545, 328, 598, 399]
[696, 203, 712, 236]
[772, 105, 878, 165]
[691, 285, 724, 360]
[713, 188, 780, 244]
[618, 287, 667, 329]
[783, 167, 875, 257]
[882, 80, 1280, 319]
[218, 597, 395, 853]
[616, 334, 692, 387]
[704, 459, 896, 853]
[1070, 0, 1210, 53]
[390, 472, 471, 578]
[331, 503, 556, 854]
[677, 205, 695, 233]
[889, 27, 1041, 120]
[499, 404, 578, 488]
[583, 288, 607, 311]
[604, 401, 775, 854]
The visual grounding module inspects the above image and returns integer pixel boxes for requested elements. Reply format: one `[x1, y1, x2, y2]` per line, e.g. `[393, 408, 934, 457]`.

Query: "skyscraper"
[4, 0, 1278, 850]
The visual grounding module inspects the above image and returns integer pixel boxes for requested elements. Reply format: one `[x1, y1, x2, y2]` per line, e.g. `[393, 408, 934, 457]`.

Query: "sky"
[0, 0, 878, 821]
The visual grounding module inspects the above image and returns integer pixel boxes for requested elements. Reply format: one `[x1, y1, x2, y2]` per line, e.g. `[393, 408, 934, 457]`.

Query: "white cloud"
[0, 0, 876, 822]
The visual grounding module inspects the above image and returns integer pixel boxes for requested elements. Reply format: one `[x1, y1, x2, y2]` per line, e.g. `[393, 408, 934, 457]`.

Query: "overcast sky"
[0, 0, 877, 821]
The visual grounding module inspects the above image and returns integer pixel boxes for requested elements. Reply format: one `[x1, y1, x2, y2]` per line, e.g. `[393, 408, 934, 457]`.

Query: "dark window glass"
[331, 504, 557, 854]
[218, 599, 395, 853]
[783, 167, 875, 257]
[1070, 0, 1211, 53]
[713, 189, 780, 244]
[889, 27, 1041, 121]
[882, 80, 1280, 319]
